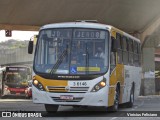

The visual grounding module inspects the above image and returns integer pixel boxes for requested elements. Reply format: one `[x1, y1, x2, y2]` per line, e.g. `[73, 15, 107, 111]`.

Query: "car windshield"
[34, 28, 109, 75]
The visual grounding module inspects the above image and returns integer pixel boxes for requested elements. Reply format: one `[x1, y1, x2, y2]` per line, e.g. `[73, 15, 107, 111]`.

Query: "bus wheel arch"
[116, 82, 120, 95]
[108, 82, 120, 112]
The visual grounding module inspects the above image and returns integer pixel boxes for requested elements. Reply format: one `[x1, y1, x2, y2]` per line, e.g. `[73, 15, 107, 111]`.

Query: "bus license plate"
[69, 81, 88, 87]
[60, 95, 73, 100]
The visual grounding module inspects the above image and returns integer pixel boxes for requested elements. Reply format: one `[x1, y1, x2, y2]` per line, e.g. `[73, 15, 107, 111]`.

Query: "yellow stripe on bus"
[35, 75, 68, 92]
[108, 64, 124, 106]
[77, 67, 100, 72]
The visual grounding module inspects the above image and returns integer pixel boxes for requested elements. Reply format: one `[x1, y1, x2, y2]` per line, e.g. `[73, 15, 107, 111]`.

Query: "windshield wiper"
[85, 43, 89, 74]
[50, 46, 68, 74]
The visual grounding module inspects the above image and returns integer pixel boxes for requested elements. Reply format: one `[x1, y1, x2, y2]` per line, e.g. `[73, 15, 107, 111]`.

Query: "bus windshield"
[34, 28, 109, 75]
[6, 72, 28, 84]
[5, 67, 29, 86]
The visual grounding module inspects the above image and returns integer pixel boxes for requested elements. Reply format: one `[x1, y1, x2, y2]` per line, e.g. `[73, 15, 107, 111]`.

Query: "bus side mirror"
[111, 37, 117, 52]
[28, 41, 33, 54]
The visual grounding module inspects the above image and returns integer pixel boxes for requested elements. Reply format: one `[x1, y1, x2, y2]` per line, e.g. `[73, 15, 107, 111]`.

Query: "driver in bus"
[95, 47, 105, 59]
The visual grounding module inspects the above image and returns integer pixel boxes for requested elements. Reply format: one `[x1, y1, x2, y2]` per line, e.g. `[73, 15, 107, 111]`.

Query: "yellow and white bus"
[28, 21, 142, 112]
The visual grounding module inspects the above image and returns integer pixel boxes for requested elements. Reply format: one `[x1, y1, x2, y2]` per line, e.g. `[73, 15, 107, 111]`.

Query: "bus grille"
[52, 97, 83, 102]
[47, 86, 89, 93]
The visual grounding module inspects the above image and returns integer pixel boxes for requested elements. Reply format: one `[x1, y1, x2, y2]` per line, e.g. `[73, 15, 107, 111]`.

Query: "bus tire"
[109, 87, 120, 112]
[126, 86, 134, 108]
[45, 104, 59, 113]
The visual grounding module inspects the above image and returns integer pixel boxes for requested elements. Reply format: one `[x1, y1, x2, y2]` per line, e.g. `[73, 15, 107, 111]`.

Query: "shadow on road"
[42, 106, 128, 117]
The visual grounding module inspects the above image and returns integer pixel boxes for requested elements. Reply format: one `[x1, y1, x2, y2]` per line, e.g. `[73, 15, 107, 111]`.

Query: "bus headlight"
[33, 80, 45, 91]
[91, 78, 106, 92]
[100, 81, 106, 87]
[33, 80, 38, 85]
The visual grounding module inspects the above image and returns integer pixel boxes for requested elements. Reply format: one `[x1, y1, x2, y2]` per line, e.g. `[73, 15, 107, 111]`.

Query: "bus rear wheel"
[45, 104, 59, 113]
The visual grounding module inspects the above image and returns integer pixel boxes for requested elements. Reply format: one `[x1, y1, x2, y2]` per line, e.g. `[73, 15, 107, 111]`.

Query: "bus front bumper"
[32, 86, 108, 107]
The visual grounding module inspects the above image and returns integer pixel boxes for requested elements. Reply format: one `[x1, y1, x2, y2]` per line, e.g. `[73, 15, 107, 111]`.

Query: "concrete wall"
[0, 47, 34, 66]
[141, 42, 156, 95]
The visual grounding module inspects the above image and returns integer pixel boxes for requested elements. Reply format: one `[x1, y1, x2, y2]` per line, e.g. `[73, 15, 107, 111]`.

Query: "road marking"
[137, 101, 144, 108]
[130, 101, 144, 111]
[134, 106, 138, 109]
[110, 117, 118, 120]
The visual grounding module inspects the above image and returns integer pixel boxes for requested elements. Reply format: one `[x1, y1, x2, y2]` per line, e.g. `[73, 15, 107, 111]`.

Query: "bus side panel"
[132, 66, 141, 99]
[116, 64, 125, 104]
[108, 64, 124, 106]
[122, 65, 141, 103]
[108, 69, 116, 107]
[123, 65, 132, 103]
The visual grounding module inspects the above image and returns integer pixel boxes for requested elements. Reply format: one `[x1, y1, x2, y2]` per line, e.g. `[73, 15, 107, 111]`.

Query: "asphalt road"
[0, 96, 160, 120]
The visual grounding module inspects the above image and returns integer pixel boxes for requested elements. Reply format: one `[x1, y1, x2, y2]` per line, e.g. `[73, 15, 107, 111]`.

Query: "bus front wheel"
[45, 104, 59, 113]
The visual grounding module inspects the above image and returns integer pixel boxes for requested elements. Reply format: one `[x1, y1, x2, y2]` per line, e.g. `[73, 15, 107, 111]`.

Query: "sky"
[0, 30, 38, 42]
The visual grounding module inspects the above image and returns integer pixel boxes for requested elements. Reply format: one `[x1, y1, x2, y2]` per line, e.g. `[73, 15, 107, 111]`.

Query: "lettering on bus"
[51, 30, 71, 38]
[74, 31, 101, 39]
[73, 81, 87, 87]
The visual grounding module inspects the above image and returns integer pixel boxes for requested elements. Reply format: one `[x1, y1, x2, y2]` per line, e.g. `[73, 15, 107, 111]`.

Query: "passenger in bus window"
[95, 47, 104, 59]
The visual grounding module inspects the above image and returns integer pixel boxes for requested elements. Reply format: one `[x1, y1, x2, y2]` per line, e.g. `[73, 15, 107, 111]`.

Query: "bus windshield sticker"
[77, 67, 100, 72]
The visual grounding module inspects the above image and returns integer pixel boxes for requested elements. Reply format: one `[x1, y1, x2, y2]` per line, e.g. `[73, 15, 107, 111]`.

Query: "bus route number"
[73, 82, 87, 87]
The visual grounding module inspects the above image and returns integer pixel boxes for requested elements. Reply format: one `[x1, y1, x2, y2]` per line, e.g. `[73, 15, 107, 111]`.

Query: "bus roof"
[41, 22, 111, 30]
[40, 22, 140, 43]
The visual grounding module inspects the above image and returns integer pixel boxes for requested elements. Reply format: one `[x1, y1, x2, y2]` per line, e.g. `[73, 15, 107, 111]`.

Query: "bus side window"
[116, 33, 123, 64]
[110, 36, 116, 73]
[138, 43, 141, 66]
[128, 39, 134, 65]
[122, 36, 128, 65]
[133, 41, 139, 66]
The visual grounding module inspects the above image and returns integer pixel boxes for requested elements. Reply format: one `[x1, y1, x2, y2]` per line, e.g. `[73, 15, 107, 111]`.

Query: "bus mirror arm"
[28, 40, 33, 54]
[111, 37, 117, 52]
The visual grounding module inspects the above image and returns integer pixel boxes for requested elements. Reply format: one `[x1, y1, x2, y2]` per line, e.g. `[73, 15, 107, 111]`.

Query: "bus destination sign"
[7, 67, 27, 72]
[74, 30, 105, 39]
[51, 30, 71, 38]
